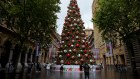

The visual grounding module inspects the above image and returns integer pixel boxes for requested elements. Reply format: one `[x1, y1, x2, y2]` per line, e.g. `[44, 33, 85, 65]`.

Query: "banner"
[106, 41, 113, 57]
[93, 48, 99, 59]
[36, 42, 39, 56]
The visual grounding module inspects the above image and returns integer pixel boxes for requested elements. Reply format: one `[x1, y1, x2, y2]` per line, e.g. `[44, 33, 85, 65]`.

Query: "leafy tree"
[0, 0, 60, 71]
[93, 0, 140, 41]
[93, 0, 140, 74]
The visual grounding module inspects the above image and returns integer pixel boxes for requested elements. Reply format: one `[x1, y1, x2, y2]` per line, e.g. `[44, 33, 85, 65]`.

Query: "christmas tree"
[56, 0, 94, 65]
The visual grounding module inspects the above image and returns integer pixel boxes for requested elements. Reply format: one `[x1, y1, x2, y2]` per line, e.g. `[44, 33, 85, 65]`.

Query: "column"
[6, 46, 14, 71]
[16, 53, 22, 73]
[0, 46, 2, 69]
[8, 48, 14, 62]
[24, 49, 29, 68]
[30, 53, 33, 63]
[0, 46, 2, 59]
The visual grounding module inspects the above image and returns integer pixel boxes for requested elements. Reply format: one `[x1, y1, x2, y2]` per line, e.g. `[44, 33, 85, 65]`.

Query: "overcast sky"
[57, 0, 94, 35]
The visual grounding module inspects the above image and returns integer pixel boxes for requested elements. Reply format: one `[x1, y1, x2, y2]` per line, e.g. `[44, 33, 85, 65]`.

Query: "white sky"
[57, 0, 94, 35]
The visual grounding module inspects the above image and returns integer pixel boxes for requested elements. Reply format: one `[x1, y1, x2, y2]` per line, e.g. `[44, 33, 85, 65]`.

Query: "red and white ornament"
[67, 32, 70, 34]
[75, 61, 78, 64]
[68, 43, 71, 47]
[64, 50, 67, 53]
[60, 60, 64, 63]
[88, 50, 91, 52]
[81, 33, 85, 36]
[74, 23, 77, 26]
[76, 44, 80, 47]
[70, 24, 73, 27]
[78, 54, 81, 57]
[71, 44, 74, 47]
[73, 49, 77, 52]
[82, 40, 85, 43]
[76, 31, 79, 34]
[72, 27, 75, 30]
[69, 49, 72, 52]
[61, 41, 64, 44]
[80, 58, 84, 61]
[72, 40, 75, 43]
[82, 45, 85, 48]
[71, 56, 75, 59]
[90, 59, 93, 62]
[59, 55, 62, 58]
[85, 54, 88, 57]
[78, 40, 80, 42]
[66, 37, 69, 40]
[66, 53, 71, 57]
[76, 36, 79, 39]
[67, 61, 70, 65]
[84, 50, 87, 53]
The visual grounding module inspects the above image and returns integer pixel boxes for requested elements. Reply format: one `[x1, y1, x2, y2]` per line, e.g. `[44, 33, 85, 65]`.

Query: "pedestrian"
[7, 60, 14, 73]
[83, 63, 90, 79]
[80, 64, 83, 71]
[27, 61, 33, 74]
[60, 65, 63, 72]
[100, 63, 103, 69]
[37, 62, 41, 71]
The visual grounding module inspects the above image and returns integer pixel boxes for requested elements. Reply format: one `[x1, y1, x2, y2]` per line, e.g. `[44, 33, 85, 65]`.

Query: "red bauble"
[67, 61, 70, 65]
[66, 53, 71, 57]
[85, 43, 88, 46]
[72, 35, 75, 38]
[76, 44, 80, 47]
[68, 43, 71, 47]
[67, 32, 70, 34]
[84, 50, 87, 53]
[78, 40, 80, 42]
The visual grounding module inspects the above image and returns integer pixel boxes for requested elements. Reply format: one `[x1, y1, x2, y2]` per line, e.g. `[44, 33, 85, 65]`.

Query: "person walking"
[80, 64, 83, 71]
[27, 61, 33, 74]
[83, 63, 90, 79]
[60, 65, 63, 72]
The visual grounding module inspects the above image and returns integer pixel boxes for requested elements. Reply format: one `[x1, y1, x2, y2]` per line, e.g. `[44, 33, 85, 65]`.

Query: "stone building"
[0, 24, 60, 72]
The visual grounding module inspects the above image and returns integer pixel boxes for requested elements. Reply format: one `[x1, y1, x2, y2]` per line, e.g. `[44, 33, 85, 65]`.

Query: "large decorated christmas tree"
[56, 0, 94, 65]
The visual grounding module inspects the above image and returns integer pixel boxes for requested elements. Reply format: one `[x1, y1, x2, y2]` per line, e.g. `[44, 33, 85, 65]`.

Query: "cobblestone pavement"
[0, 68, 139, 79]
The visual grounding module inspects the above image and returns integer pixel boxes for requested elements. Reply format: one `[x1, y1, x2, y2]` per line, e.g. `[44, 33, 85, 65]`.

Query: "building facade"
[0, 24, 60, 72]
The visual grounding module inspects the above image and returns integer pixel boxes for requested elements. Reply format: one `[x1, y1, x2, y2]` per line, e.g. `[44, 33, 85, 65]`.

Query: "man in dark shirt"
[83, 63, 90, 79]
[80, 64, 83, 71]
